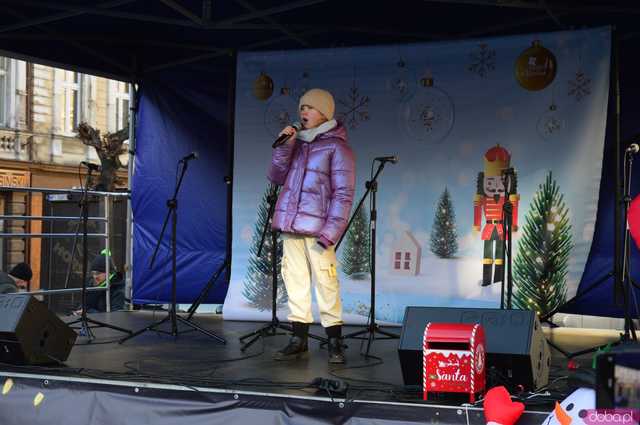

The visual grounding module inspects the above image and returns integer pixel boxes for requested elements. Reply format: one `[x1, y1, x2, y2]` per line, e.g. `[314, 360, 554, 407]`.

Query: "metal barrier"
[0, 186, 129, 312]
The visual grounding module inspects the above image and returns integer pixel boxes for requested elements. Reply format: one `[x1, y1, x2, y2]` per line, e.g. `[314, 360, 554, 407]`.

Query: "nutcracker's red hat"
[484, 145, 511, 177]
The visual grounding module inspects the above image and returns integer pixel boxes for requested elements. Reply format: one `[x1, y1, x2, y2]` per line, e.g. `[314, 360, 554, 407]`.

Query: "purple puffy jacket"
[268, 123, 355, 247]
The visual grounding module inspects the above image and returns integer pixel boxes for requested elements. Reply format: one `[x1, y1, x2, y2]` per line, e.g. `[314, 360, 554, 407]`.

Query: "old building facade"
[0, 57, 130, 290]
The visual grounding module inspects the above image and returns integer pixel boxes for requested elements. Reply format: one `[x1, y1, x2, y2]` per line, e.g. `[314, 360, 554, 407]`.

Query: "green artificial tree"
[430, 188, 458, 258]
[340, 206, 370, 279]
[242, 187, 287, 310]
[513, 172, 572, 317]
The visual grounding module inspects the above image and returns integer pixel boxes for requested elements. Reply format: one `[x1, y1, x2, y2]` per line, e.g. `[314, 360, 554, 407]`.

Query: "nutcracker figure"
[474, 145, 519, 286]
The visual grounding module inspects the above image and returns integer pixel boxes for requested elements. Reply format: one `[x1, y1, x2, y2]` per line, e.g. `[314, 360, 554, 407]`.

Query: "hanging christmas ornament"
[253, 71, 274, 101]
[337, 68, 371, 130]
[386, 54, 416, 102]
[264, 84, 298, 137]
[515, 40, 557, 91]
[402, 70, 455, 144]
[537, 102, 566, 140]
[467, 43, 496, 78]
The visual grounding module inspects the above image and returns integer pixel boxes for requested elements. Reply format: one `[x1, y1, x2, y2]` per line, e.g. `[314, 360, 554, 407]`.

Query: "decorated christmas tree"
[430, 188, 458, 258]
[340, 206, 370, 279]
[242, 186, 287, 310]
[513, 172, 571, 316]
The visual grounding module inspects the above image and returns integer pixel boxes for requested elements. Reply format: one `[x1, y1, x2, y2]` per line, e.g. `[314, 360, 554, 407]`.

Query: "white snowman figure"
[542, 388, 595, 425]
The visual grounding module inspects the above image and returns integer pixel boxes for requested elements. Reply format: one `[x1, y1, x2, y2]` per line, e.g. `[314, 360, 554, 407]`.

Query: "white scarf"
[297, 119, 337, 142]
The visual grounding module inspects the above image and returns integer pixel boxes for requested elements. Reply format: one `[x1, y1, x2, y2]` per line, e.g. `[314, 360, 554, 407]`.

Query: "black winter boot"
[493, 264, 504, 283]
[273, 322, 309, 361]
[481, 263, 493, 287]
[325, 325, 345, 364]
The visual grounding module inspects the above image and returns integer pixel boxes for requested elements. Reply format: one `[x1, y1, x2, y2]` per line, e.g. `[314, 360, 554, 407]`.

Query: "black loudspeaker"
[0, 295, 77, 365]
[398, 307, 550, 391]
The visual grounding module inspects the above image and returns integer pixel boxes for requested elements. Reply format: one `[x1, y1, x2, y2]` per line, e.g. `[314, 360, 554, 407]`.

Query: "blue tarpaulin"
[132, 69, 232, 304]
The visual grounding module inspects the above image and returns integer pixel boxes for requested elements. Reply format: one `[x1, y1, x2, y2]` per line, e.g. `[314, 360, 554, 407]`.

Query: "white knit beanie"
[299, 88, 335, 120]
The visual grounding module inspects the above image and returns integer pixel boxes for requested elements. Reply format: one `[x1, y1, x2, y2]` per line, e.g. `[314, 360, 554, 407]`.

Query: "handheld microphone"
[626, 143, 639, 154]
[180, 152, 198, 162]
[80, 161, 101, 171]
[272, 122, 302, 148]
[374, 155, 399, 164]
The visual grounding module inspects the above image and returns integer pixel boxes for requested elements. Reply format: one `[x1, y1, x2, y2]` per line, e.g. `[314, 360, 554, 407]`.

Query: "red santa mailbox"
[423, 323, 486, 403]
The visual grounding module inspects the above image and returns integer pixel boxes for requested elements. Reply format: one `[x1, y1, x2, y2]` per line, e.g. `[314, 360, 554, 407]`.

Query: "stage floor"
[0, 311, 584, 425]
[61, 310, 418, 401]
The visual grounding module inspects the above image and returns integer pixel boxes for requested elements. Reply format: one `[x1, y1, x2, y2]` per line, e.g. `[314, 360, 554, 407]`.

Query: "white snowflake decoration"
[295, 70, 312, 99]
[567, 70, 591, 102]
[264, 89, 298, 137]
[467, 43, 496, 78]
[337, 79, 370, 130]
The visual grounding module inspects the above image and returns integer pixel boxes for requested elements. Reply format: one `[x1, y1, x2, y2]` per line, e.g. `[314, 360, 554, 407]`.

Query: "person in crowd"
[0, 262, 32, 293]
[74, 252, 125, 314]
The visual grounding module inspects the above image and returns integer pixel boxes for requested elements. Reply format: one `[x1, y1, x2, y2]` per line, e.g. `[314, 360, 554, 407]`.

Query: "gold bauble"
[253, 72, 274, 101]
[514, 40, 557, 91]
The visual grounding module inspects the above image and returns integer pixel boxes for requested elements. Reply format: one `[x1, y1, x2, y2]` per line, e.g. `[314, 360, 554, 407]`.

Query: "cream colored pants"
[281, 233, 343, 327]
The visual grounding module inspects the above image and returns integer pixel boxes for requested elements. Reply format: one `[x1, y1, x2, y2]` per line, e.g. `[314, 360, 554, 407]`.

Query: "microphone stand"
[620, 150, 638, 341]
[120, 157, 225, 344]
[239, 183, 327, 351]
[340, 159, 398, 356]
[499, 168, 515, 309]
[67, 164, 132, 340]
[186, 176, 232, 323]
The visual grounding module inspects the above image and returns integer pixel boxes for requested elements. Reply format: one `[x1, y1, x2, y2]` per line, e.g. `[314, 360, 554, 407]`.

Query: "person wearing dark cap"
[0, 262, 33, 293]
[74, 252, 125, 314]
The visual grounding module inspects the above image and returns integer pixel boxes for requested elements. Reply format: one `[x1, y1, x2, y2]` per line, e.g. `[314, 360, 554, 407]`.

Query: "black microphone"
[80, 161, 101, 171]
[272, 122, 302, 148]
[180, 151, 198, 162]
[626, 143, 639, 154]
[374, 155, 399, 164]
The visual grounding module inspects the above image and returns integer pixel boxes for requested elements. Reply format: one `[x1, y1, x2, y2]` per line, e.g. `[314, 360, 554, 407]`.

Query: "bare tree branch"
[76, 122, 129, 191]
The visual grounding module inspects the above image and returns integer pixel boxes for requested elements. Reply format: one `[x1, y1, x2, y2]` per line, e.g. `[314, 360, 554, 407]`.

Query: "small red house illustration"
[391, 231, 422, 275]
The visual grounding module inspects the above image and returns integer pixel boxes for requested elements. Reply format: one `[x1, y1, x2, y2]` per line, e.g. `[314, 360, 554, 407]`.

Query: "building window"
[54, 69, 81, 134]
[404, 252, 411, 269]
[0, 57, 25, 130]
[394, 252, 401, 270]
[0, 57, 7, 126]
[109, 80, 130, 132]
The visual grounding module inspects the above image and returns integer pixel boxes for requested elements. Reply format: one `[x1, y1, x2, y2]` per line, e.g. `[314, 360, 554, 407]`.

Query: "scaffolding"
[0, 186, 129, 313]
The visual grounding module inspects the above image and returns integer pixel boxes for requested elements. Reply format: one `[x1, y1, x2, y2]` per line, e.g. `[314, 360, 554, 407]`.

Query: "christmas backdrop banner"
[224, 27, 610, 324]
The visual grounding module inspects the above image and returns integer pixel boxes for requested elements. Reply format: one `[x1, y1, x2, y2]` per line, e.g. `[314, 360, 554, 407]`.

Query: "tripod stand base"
[343, 323, 399, 356]
[119, 312, 226, 344]
[239, 322, 291, 352]
[239, 321, 329, 352]
[546, 331, 637, 359]
[68, 315, 133, 341]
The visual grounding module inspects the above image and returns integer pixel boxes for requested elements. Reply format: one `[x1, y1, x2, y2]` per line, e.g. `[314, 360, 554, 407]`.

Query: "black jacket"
[0, 271, 18, 293]
[85, 273, 125, 312]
